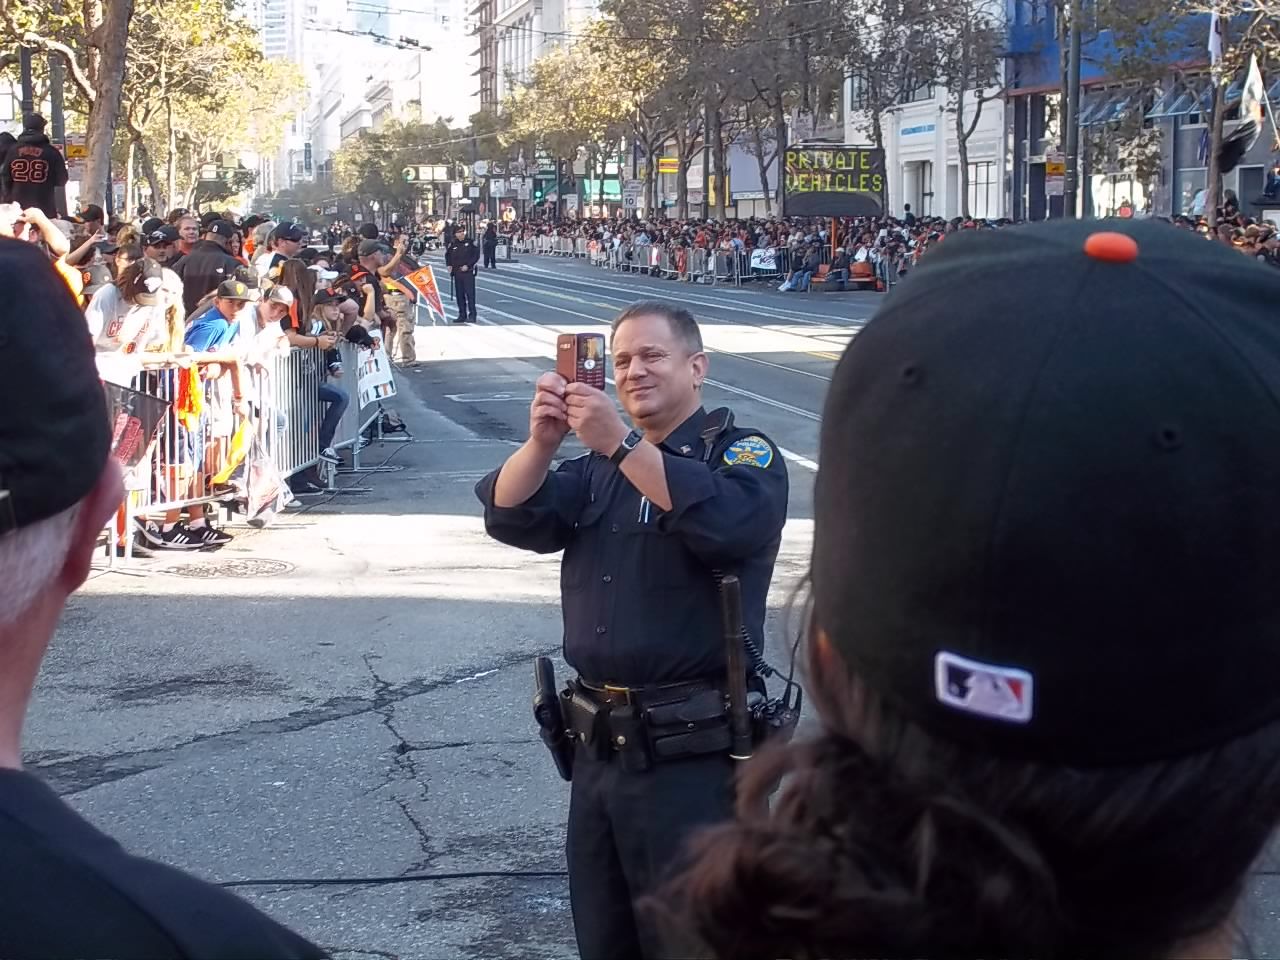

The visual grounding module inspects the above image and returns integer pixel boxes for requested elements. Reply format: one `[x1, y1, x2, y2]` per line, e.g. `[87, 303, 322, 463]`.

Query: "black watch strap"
[610, 429, 643, 466]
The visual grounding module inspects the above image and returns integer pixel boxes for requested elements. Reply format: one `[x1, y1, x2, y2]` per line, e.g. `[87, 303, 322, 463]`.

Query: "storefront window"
[967, 161, 996, 218]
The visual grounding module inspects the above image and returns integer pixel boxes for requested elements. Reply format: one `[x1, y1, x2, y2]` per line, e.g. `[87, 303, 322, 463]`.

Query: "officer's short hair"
[612, 301, 703, 356]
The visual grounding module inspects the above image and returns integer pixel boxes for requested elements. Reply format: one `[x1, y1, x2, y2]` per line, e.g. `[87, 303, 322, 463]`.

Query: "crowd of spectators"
[503, 200, 1280, 287]
[1, 119, 419, 558]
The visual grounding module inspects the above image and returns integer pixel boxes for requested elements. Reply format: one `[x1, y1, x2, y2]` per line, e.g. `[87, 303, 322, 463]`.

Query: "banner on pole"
[401, 264, 446, 320]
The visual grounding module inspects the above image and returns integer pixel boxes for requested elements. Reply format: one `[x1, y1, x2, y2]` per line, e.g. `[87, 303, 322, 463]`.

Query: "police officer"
[445, 225, 479, 323]
[475, 301, 789, 960]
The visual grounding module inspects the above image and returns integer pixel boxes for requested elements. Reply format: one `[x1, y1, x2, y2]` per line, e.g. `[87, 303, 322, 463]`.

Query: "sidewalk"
[32, 370, 815, 959]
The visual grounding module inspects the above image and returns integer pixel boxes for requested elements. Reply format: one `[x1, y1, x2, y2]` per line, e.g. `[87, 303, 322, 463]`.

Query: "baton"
[719, 574, 754, 761]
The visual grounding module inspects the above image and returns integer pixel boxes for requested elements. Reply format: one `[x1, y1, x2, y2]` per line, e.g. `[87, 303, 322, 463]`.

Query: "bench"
[809, 261, 880, 292]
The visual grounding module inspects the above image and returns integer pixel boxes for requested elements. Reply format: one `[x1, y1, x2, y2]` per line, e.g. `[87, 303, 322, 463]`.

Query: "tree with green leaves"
[1, 0, 134, 208]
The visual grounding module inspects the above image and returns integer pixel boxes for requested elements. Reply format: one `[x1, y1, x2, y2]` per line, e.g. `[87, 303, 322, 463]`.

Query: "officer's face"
[611, 314, 707, 425]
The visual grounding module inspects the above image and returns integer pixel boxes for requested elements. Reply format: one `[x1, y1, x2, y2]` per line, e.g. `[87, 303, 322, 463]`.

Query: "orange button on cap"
[1083, 231, 1139, 263]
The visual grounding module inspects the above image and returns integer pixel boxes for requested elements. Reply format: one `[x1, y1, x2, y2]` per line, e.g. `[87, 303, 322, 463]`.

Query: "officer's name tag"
[723, 435, 773, 469]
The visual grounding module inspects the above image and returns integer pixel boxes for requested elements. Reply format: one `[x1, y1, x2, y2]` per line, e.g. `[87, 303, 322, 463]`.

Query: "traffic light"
[534, 187, 544, 201]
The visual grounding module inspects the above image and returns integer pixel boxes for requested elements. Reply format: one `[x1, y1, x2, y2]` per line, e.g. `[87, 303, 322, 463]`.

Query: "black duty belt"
[575, 677, 716, 709]
[563, 676, 731, 770]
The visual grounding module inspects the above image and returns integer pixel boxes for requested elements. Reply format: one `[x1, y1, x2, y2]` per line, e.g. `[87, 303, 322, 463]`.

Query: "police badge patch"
[723, 435, 774, 469]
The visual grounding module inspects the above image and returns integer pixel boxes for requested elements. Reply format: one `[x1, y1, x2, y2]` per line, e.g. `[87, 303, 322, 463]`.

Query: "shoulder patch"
[723, 435, 774, 469]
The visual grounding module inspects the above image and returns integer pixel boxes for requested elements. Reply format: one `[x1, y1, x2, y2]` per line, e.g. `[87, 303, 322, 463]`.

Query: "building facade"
[1005, 4, 1280, 221]
[843, 77, 1009, 220]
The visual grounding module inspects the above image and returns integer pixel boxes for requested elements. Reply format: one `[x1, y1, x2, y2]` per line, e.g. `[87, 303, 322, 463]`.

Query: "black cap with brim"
[0, 239, 109, 534]
[813, 219, 1280, 767]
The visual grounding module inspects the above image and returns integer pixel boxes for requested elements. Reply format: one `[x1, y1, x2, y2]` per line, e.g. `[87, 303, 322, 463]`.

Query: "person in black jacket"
[481, 221, 498, 269]
[0, 115, 67, 218]
[171, 219, 244, 315]
[445, 224, 480, 322]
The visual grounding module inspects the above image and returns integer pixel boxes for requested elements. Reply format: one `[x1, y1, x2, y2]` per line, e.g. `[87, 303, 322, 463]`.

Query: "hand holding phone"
[556, 333, 606, 390]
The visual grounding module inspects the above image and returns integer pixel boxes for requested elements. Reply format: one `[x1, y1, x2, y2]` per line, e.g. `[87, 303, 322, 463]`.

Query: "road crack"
[362, 654, 434, 872]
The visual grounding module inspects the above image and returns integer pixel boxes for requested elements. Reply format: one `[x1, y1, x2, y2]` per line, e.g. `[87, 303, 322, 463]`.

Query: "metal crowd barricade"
[687, 247, 712, 283]
[574, 238, 589, 258]
[712, 250, 737, 286]
[264, 346, 324, 479]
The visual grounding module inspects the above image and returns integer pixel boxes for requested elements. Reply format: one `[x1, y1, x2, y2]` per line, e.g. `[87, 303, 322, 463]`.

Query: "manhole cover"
[159, 558, 295, 579]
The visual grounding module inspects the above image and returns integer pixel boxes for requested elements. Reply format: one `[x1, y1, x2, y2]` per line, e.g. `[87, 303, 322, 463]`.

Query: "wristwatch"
[610, 429, 643, 466]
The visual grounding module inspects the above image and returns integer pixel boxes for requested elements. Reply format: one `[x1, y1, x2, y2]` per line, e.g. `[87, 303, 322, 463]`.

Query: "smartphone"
[557, 333, 606, 390]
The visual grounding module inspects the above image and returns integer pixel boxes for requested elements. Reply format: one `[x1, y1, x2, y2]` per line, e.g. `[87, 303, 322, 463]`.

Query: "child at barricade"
[283, 289, 350, 495]
[134, 279, 252, 551]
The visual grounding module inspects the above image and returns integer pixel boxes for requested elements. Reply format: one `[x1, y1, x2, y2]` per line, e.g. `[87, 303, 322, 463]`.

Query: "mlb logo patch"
[934, 651, 1033, 724]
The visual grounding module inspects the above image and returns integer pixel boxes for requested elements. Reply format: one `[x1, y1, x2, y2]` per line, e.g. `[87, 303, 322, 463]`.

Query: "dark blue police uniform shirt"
[476, 408, 788, 686]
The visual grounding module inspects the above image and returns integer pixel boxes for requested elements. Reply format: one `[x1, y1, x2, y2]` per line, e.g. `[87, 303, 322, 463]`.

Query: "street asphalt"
[27, 252, 1280, 958]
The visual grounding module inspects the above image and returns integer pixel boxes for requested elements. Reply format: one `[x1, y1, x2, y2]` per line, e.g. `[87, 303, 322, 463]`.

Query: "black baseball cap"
[813, 219, 1280, 767]
[274, 222, 306, 242]
[215, 278, 253, 301]
[0, 239, 109, 534]
[206, 219, 238, 240]
[199, 210, 222, 229]
[140, 217, 164, 236]
[78, 203, 104, 224]
[358, 223, 380, 239]
[145, 225, 180, 246]
[358, 239, 391, 257]
[314, 287, 344, 305]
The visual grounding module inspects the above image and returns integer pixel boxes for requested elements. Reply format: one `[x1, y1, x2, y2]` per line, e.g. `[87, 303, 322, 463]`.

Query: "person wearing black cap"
[445, 224, 479, 322]
[172, 219, 243, 316]
[476, 300, 789, 960]
[255, 221, 306, 280]
[0, 115, 67, 218]
[666, 220, 1280, 960]
[0, 238, 323, 958]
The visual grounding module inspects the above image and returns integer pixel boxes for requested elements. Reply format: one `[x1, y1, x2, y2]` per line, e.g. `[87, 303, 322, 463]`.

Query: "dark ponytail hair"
[661, 603, 1280, 960]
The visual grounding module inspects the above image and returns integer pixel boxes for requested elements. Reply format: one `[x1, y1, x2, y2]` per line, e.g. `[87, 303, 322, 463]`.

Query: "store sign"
[901, 123, 935, 137]
[782, 145, 886, 216]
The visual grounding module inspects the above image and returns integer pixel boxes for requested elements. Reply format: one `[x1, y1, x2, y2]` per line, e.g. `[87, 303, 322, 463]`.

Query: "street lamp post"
[1062, 0, 1083, 218]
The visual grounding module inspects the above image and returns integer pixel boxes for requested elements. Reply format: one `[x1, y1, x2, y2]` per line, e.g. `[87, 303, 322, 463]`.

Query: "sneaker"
[191, 523, 234, 547]
[134, 518, 166, 548]
[158, 523, 204, 550]
[319, 447, 341, 464]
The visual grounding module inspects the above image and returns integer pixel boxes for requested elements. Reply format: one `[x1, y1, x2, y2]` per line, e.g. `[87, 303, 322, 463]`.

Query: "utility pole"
[49, 0, 67, 216]
[18, 48, 34, 118]
[1062, 0, 1082, 218]
[701, 101, 711, 220]
[49, 61, 68, 216]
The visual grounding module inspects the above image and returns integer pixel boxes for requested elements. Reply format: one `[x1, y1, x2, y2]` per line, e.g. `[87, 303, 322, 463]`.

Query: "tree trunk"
[773, 98, 787, 212]
[1206, 82, 1226, 227]
[133, 135, 164, 214]
[711, 107, 726, 221]
[81, 0, 134, 208]
[675, 128, 690, 218]
[124, 136, 134, 217]
[646, 142, 658, 213]
[752, 123, 773, 216]
[165, 98, 177, 209]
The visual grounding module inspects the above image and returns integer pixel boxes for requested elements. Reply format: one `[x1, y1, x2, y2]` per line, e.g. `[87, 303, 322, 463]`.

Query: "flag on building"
[1219, 55, 1265, 174]
[1208, 9, 1223, 66]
